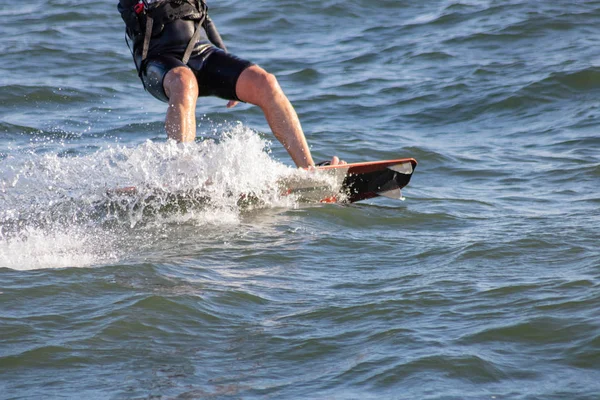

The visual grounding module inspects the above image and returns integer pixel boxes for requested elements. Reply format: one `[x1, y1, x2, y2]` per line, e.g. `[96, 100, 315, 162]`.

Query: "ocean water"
[1, 0, 599, 399]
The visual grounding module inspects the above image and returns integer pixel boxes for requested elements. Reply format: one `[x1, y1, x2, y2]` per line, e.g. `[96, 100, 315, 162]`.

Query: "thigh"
[188, 48, 254, 101]
[141, 55, 187, 102]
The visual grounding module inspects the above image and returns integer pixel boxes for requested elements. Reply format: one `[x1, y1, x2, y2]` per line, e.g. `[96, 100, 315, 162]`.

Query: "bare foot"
[308, 156, 347, 170]
[330, 156, 347, 166]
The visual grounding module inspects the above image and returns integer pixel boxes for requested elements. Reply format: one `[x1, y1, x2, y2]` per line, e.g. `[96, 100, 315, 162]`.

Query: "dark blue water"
[1, 1, 599, 399]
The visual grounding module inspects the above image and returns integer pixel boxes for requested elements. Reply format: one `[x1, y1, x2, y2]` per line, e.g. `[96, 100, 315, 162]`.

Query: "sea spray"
[0, 125, 311, 270]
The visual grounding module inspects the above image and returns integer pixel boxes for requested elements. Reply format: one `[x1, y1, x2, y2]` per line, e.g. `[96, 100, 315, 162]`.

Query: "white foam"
[0, 124, 302, 270]
[0, 226, 118, 270]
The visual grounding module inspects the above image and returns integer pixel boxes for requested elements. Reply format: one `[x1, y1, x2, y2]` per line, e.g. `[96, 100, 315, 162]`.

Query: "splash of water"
[0, 125, 321, 270]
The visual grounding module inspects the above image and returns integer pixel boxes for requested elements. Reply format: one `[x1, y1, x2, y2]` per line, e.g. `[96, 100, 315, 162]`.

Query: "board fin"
[377, 188, 404, 200]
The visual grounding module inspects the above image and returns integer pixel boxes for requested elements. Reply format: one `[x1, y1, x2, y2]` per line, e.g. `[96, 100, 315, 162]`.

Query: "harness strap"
[141, 13, 154, 64]
[181, 21, 203, 64]
[182, 1, 208, 64]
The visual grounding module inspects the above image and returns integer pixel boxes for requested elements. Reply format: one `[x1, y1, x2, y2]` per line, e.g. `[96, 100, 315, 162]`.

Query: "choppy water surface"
[1, 0, 599, 399]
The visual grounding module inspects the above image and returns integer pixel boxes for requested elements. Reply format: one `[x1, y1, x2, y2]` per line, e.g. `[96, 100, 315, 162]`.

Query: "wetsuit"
[117, 0, 253, 102]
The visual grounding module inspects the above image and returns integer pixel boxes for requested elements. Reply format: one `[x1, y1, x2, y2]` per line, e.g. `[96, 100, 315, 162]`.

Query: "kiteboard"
[105, 158, 417, 208]
[286, 158, 417, 203]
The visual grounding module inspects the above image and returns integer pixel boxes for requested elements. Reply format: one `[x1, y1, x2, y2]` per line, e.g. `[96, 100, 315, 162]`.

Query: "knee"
[236, 65, 288, 106]
[249, 68, 283, 99]
[263, 72, 284, 98]
[164, 67, 198, 104]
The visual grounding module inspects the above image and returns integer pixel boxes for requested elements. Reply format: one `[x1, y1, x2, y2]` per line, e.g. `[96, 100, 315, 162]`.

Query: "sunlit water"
[1, 1, 599, 399]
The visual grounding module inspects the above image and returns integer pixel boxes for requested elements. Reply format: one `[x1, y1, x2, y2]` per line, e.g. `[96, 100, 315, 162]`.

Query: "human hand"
[226, 100, 238, 108]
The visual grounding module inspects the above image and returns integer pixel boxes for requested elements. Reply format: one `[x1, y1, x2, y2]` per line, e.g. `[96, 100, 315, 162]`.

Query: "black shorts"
[140, 47, 254, 103]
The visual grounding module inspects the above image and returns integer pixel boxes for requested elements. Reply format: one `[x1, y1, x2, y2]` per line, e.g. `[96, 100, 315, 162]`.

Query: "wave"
[0, 85, 92, 106]
[531, 67, 600, 93]
[398, 64, 600, 125]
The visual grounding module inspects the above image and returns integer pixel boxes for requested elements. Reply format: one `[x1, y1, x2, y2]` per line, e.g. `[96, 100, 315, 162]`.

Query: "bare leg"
[235, 65, 314, 168]
[161, 64, 344, 166]
[163, 66, 199, 142]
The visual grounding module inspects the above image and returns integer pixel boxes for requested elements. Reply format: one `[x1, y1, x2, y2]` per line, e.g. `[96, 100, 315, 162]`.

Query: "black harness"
[124, 0, 208, 66]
